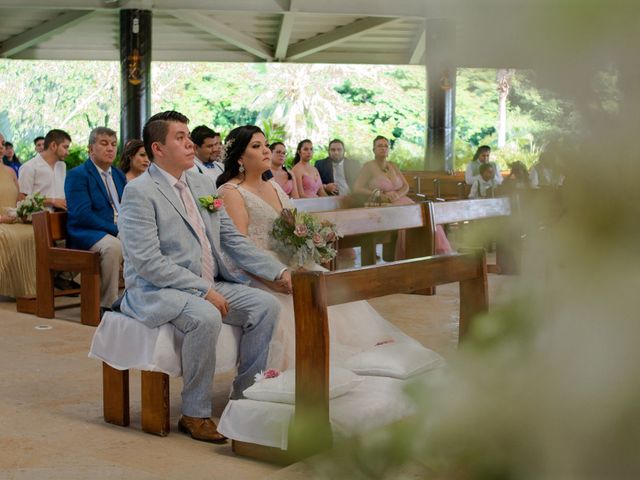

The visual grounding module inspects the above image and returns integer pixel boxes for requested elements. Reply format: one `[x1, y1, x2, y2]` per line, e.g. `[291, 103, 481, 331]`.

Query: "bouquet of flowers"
[15, 192, 46, 222]
[271, 208, 341, 268]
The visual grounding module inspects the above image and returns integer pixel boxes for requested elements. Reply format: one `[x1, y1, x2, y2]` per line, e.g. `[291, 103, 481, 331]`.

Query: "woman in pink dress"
[263, 142, 299, 198]
[354, 135, 452, 259]
[291, 139, 326, 198]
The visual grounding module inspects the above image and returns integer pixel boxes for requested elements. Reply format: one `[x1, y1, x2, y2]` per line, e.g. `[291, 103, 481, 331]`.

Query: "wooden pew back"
[292, 195, 350, 213]
[430, 197, 511, 225]
[313, 203, 433, 267]
[291, 250, 487, 459]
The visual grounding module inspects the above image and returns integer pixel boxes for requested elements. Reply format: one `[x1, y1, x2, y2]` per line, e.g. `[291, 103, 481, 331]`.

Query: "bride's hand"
[205, 288, 229, 317]
[278, 270, 292, 292]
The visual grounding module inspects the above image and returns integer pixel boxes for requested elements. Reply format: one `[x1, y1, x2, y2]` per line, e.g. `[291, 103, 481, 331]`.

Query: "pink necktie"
[175, 180, 215, 285]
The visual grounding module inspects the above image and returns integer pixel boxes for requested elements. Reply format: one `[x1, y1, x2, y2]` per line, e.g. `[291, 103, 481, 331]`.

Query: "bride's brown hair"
[216, 125, 265, 188]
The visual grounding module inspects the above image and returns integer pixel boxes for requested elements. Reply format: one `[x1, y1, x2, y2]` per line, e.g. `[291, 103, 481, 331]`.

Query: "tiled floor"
[0, 271, 514, 479]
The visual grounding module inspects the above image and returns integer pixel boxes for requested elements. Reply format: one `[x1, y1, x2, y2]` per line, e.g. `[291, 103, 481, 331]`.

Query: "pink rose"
[213, 199, 223, 209]
[325, 231, 336, 242]
[264, 369, 280, 379]
[294, 224, 308, 237]
[312, 233, 324, 246]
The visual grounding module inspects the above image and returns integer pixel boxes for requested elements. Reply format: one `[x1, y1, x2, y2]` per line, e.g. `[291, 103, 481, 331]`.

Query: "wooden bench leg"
[36, 269, 55, 318]
[360, 236, 377, 266]
[16, 296, 37, 314]
[81, 271, 101, 326]
[103, 363, 130, 426]
[141, 371, 170, 436]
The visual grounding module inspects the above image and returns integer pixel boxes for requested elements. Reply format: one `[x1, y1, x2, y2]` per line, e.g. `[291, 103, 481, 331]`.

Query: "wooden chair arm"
[48, 247, 100, 273]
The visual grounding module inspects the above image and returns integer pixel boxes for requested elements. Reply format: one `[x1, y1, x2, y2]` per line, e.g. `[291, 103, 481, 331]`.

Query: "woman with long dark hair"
[262, 142, 299, 199]
[291, 139, 326, 198]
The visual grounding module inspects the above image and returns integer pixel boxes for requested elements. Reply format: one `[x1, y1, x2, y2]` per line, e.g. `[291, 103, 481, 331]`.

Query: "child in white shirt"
[469, 163, 497, 198]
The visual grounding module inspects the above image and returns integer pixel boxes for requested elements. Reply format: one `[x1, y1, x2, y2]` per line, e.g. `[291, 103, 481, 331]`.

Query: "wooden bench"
[313, 202, 433, 271]
[232, 249, 488, 463]
[429, 197, 518, 274]
[16, 211, 101, 327]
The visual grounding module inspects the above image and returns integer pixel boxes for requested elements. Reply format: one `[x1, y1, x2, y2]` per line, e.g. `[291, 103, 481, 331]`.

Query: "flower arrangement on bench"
[15, 192, 45, 223]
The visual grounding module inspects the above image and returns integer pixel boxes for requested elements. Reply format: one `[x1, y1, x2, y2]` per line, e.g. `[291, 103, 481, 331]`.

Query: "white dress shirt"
[18, 153, 66, 200]
[332, 160, 350, 195]
[190, 157, 224, 185]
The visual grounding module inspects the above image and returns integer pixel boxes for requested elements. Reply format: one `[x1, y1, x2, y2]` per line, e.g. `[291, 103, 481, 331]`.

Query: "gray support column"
[120, 9, 151, 145]
[425, 19, 456, 172]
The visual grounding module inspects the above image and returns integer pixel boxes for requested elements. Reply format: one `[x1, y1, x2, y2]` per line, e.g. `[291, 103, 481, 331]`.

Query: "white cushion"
[88, 311, 241, 376]
[218, 376, 414, 450]
[243, 367, 362, 404]
[344, 342, 445, 379]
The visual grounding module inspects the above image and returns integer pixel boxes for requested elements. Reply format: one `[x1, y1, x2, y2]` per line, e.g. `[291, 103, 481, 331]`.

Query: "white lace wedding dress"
[222, 180, 420, 370]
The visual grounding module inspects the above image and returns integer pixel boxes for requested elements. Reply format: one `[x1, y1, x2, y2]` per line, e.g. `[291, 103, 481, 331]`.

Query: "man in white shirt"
[18, 129, 71, 210]
[189, 125, 224, 184]
[33, 136, 45, 154]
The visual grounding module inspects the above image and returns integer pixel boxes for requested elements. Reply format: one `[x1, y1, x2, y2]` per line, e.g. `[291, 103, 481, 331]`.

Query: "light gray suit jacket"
[118, 163, 285, 328]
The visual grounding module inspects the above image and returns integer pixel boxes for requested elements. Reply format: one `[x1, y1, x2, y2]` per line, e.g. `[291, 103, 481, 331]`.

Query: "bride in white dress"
[216, 126, 419, 370]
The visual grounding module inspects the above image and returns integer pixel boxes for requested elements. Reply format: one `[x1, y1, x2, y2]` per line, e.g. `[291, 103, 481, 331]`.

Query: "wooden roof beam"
[169, 9, 274, 61]
[408, 23, 426, 64]
[0, 10, 96, 58]
[286, 17, 397, 61]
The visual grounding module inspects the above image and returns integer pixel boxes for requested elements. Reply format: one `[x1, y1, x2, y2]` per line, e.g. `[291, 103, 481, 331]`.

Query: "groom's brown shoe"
[178, 415, 227, 443]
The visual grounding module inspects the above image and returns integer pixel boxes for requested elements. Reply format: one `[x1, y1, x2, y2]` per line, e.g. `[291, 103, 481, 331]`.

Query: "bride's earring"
[239, 164, 245, 173]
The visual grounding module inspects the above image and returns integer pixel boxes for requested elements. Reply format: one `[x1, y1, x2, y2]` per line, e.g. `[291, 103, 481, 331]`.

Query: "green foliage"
[0, 60, 582, 175]
[64, 145, 88, 170]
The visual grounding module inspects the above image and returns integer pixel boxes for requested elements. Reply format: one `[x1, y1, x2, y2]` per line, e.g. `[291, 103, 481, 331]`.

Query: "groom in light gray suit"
[118, 111, 291, 443]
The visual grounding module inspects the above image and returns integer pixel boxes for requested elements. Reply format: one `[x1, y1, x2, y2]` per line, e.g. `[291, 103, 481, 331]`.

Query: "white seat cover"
[89, 311, 241, 376]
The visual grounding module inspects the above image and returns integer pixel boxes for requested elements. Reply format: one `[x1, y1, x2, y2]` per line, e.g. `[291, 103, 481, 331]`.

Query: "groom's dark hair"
[143, 110, 190, 161]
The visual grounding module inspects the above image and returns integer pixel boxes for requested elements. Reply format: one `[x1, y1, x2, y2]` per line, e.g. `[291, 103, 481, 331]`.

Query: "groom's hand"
[205, 288, 229, 317]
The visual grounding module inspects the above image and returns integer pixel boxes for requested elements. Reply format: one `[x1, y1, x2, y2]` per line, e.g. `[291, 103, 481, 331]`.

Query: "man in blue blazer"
[65, 127, 125, 312]
[118, 111, 290, 443]
[314, 139, 361, 195]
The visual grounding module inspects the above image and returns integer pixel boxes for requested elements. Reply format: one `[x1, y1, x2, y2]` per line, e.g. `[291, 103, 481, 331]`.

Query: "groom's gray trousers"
[171, 280, 280, 418]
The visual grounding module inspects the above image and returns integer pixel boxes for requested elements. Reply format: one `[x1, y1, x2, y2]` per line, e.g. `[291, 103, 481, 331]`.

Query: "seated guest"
[500, 160, 530, 193]
[530, 150, 565, 189]
[465, 145, 503, 186]
[2, 141, 22, 177]
[65, 127, 125, 313]
[0, 132, 37, 297]
[119, 139, 149, 182]
[33, 136, 45, 154]
[190, 125, 224, 183]
[469, 163, 498, 198]
[291, 139, 326, 198]
[314, 139, 360, 196]
[18, 129, 70, 211]
[119, 110, 288, 442]
[262, 142, 299, 198]
[355, 135, 452, 258]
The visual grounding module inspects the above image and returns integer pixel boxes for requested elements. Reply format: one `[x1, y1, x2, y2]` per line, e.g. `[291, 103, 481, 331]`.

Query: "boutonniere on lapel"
[198, 194, 223, 213]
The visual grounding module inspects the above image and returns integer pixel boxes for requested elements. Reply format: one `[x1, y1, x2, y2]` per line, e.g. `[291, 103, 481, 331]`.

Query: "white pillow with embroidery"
[243, 367, 362, 404]
[344, 342, 446, 379]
